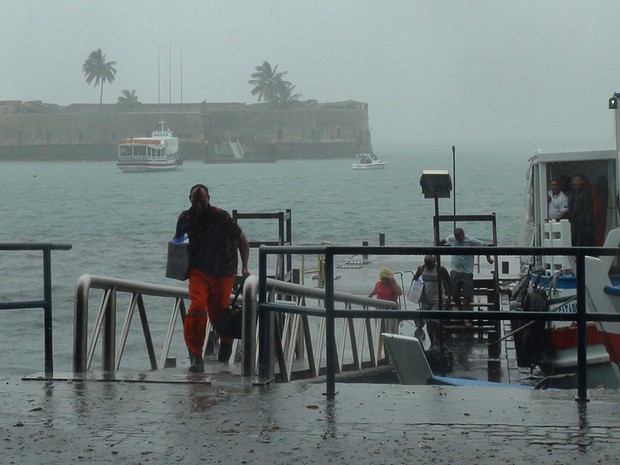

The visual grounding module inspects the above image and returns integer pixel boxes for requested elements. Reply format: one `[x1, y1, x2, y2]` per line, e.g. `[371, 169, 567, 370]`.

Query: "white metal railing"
[260, 279, 399, 382]
[73, 274, 190, 374]
[73, 274, 397, 380]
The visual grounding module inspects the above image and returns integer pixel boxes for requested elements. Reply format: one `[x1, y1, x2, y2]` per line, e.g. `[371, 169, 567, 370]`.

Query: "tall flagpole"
[452, 145, 456, 229]
[169, 42, 172, 104]
[157, 47, 161, 104]
[180, 45, 183, 104]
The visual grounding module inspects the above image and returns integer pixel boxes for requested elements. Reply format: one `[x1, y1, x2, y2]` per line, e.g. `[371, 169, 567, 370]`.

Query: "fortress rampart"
[0, 100, 372, 161]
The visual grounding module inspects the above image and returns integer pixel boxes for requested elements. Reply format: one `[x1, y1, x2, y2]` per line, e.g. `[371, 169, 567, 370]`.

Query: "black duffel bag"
[214, 279, 245, 339]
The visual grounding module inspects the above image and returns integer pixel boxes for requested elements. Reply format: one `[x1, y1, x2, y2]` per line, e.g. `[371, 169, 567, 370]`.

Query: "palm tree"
[248, 61, 290, 104]
[278, 83, 302, 104]
[82, 49, 117, 104]
[117, 89, 140, 109]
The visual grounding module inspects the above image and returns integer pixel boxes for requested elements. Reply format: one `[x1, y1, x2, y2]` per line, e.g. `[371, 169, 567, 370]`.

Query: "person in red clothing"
[174, 184, 250, 373]
[368, 267, 402, 305]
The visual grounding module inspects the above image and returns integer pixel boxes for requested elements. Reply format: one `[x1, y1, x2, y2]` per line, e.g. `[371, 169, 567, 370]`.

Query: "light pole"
[420, 170, 453, 374]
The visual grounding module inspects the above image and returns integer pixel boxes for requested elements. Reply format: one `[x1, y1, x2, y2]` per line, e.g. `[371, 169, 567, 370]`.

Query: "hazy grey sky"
[3, 0, 620, 155]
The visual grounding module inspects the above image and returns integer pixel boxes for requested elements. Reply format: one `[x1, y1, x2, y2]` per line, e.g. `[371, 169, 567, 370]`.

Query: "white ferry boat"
[117, 120, 182, 172]
[508, 92, 620, 376]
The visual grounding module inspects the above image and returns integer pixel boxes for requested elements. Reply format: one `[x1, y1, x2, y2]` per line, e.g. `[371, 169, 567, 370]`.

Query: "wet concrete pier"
[3, 371, 620, 465]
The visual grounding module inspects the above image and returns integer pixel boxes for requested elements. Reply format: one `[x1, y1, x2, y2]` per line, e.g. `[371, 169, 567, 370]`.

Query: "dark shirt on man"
[175, 205, 242, 276]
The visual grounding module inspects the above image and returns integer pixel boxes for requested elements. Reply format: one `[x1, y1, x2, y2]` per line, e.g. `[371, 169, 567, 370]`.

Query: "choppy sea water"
[0, 151, 528, 375]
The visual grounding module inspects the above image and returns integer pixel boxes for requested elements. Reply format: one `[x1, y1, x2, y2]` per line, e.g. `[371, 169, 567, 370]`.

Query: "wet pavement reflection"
[2, 374, 620, 464]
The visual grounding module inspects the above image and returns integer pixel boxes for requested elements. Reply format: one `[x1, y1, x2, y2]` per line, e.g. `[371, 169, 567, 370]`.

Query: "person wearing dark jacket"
[174, 184, 250, 373]
[567, 174, 595, 246]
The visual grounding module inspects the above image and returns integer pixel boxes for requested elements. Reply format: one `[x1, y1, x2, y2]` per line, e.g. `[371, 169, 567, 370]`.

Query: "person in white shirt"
[439, 228, 494, 321]
[547, 178, 569, 221]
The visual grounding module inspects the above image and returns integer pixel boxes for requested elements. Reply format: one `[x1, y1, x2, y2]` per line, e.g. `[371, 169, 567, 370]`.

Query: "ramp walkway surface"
[4, 373, 620, 465]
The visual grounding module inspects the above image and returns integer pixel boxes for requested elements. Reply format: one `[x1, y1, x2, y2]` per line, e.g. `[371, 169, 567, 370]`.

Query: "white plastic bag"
[407, 277, 424, 303]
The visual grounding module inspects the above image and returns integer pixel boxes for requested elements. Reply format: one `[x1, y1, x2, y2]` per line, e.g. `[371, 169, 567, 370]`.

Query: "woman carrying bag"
[412, 255, 452, 346]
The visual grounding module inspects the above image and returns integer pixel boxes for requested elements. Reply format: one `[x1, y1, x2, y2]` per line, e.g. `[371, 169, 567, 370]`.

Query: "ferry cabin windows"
[544, 160, 616, 238]
[540, 159, 619, 271]
[118, 145, 165, 159]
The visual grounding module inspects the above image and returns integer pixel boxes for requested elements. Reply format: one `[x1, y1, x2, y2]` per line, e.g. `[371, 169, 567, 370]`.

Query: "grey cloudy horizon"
[2, 0, 620, 157]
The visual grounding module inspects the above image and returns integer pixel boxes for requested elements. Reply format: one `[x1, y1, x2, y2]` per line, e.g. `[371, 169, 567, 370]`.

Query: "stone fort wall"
[0, 100, 372, 161]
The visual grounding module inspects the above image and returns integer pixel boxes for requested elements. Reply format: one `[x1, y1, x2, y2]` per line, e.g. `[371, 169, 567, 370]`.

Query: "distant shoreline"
[0, 100, 373, 161]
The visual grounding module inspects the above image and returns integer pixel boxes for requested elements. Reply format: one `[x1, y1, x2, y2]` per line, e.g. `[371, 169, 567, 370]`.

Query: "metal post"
[73, 276, 89, 375]
[257, 246, 272, 382]
[434, 196, 440, 246]
[379, 234, 385, 246]
[576, 251, 589, 401]
[102, 288, 117, 373]
[242, 276, 258, 377]
[452, 145, 456, 230]
[324, 250, 337, 397]
[43, 246, 53, 377]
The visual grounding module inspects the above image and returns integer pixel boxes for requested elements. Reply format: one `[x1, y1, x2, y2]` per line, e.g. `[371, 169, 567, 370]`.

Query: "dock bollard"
[487, 330, 501, 382]
[487, 359, 501, 382]
[488, 331, 500, 358]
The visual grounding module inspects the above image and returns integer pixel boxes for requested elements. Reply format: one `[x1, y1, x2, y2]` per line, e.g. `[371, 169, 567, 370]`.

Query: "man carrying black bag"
[174, 184, 250, 373]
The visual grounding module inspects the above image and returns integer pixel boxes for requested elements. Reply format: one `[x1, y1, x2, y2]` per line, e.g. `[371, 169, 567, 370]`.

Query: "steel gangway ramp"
[70, 274, 398, 384]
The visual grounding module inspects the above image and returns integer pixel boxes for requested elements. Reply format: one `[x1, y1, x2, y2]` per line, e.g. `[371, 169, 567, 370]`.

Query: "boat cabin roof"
[119, 138, 165, 146]
[529, 149, 616, 164]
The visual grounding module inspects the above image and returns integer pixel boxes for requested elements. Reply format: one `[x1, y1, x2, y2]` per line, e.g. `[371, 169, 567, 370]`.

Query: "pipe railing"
[254, 276, 398, 383]
[73, 273, 396, 381]
[0, 242, 72, 377]
[73, 274, 191, 374]
[258, 244, 620, 401]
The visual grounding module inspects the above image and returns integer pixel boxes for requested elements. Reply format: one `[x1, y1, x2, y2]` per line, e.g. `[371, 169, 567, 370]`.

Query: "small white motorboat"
[352, 153, 386, 170]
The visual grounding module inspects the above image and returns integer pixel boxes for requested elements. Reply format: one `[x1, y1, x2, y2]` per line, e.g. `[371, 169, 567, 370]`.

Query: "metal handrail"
[73, 273, 397, 381]
[74, 274, 190, 374]
[258, 244, 620, 401]
[0, 242, 72, 377]
[254, 277, 398, 382]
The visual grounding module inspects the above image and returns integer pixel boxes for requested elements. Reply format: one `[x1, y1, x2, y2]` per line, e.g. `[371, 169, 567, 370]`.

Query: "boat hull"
[116, 161, 181, 172]
[352, 162, 385, 170]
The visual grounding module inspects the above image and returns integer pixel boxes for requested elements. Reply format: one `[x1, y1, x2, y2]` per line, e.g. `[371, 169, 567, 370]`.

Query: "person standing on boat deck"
[567, 174, 595, 246]
[439, 228, 493, 320]
[592, 175, 609, 246]
[369, 267, 402, 333]
[174, 184, 250, 373]
[413, 255, 452, 346]
[369, 267, 402, 304]
[559, 175, 572, 198]
[547, 178, 569, 221]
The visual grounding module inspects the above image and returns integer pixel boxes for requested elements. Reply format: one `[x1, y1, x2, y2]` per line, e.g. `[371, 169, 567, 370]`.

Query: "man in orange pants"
[174, 184, 250, 373]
